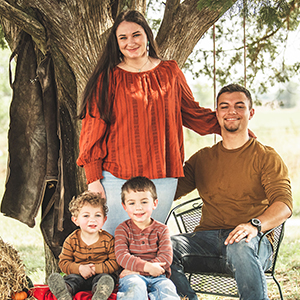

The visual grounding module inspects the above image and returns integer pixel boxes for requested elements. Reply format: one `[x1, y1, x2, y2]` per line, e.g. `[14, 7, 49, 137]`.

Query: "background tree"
[0, 0, 299, 277]
[184, 0, 300, 101]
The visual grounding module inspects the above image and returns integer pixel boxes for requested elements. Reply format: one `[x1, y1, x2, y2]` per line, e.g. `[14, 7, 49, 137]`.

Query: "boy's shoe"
[92, 274, 114, 300]
[48, 273, 72, 300]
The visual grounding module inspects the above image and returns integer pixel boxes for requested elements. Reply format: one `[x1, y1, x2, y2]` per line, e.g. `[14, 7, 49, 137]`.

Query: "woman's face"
[116, 21, 148, 60]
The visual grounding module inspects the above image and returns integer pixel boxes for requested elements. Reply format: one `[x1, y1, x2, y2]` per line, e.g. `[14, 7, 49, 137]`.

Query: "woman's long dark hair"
[78, 10, 160, 124]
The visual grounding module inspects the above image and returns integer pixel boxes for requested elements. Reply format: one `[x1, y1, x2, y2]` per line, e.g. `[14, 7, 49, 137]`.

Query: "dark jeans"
[64, 273, 117, 295]
[170, 229, 272, 300]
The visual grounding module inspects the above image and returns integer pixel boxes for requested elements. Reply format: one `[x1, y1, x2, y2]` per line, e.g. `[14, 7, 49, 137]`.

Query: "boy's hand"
[79, 264, 96, 279]
[89, 264, 96, 273]
[119, 269, 140, 279]
[144, 262, 166, 277]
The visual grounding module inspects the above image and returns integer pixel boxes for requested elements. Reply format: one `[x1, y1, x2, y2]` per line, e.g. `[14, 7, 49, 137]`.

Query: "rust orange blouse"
[77, 60, 220, 184]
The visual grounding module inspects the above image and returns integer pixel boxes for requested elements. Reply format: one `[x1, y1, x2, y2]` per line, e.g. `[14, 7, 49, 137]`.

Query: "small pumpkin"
[11, 291, 28, 300]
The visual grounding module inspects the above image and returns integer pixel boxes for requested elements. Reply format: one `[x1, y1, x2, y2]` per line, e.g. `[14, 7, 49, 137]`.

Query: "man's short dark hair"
[216, 84, 253, 109]
[121, 176, 157, 204]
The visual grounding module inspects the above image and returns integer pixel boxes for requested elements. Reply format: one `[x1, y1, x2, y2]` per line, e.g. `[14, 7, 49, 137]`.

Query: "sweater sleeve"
[114, 223, 147, 273]
[175, 151, 198, 200]
[176, 65, 221, 136]
[94, 235, 119, 274]
[76, 80, 109, 184]
[149, 225, 173, 270]
[261, 147, 293, 212]
[58, 235, 81, 275]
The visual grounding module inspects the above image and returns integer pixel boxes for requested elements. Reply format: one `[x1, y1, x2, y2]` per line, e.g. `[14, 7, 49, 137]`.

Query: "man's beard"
[224, 124, 239, 132]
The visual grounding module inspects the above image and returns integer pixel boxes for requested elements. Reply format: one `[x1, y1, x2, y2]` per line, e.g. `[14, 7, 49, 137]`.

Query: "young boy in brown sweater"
[48, 191, 119, 300]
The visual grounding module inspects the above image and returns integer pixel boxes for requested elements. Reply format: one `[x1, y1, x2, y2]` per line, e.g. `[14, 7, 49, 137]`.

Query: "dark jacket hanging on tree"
[1, 32, 77, 258]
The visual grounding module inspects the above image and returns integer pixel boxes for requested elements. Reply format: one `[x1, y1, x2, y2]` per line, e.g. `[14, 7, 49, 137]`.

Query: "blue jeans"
[170, 229, 272, 300]
[101, 171, 178, 235]
[117, 274, 180, 300]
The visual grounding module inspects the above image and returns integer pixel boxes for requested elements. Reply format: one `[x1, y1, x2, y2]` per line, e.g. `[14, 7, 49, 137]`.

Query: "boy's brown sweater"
[59, 229, 119, 275]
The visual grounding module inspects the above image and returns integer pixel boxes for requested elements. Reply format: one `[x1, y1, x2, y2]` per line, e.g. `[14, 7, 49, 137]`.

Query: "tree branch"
[156, 0, 237, 67]
[117, 0, 147, 15]
[158, 0, 180, 38]
[0, 0, 46, 53]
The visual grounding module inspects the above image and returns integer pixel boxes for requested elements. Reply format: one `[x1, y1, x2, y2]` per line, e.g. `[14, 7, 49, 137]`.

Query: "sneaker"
[92, 275, 114, 300]
[48, 273, 72, 300]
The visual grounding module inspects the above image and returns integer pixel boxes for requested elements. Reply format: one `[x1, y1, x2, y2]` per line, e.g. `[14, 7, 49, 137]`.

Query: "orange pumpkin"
[11, 291, 28, 300]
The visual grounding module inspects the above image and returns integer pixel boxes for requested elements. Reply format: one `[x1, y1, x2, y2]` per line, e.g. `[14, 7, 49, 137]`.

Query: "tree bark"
[44, 242, 61, 278]
[156, 0, 237, 67]
[0, 0, 46, 52]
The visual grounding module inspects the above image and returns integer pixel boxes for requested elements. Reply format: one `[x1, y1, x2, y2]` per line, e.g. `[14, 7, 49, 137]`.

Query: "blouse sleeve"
[177, 66, 221, 136]
[76, 83, 109, 184]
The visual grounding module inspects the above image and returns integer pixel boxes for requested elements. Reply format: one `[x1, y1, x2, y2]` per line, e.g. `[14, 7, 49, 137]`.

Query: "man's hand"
[79, 263, 96, 279]
[224, 223, 258, 245]
[119, 269, 140, 279]
[144, 262, 166, 277]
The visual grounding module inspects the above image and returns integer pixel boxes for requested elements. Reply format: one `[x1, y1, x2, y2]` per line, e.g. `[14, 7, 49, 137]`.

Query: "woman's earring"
[147, 41, 149, 55]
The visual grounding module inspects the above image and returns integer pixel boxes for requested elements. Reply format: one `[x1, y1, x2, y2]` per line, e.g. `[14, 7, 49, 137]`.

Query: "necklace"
[123, 58, 150, 72]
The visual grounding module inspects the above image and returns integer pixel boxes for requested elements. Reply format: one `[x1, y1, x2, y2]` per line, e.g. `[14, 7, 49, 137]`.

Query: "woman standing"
[77, 10, 220, 235]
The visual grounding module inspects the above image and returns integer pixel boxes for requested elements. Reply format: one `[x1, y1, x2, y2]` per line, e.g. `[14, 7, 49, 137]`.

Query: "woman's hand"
[88, 180, 106, 198]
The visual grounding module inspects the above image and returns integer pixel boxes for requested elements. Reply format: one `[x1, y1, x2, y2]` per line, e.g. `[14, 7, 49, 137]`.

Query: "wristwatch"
[250, 218, 261, 233]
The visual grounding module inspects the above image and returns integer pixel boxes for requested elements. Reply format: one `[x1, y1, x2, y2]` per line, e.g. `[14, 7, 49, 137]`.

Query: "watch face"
[251, 218, 261, 232]
[252, 218, 260, 226]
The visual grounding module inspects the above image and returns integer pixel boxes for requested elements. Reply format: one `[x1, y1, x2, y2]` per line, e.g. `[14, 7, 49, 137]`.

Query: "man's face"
[216, 91, 254, 133]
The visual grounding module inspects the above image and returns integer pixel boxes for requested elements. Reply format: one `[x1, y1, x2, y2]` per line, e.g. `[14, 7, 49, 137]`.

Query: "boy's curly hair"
[69, 191, 108, 217]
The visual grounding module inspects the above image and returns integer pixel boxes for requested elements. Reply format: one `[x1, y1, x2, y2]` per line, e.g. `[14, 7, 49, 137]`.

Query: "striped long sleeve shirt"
[114, 219, 173, 278]
[58, 229, 119, 275]
[77, 60, 220, 184]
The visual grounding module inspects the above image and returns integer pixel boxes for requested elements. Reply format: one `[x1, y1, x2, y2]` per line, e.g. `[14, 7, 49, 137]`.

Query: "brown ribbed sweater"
[59, 229, 119, 275]
[176, 138, 293, 231]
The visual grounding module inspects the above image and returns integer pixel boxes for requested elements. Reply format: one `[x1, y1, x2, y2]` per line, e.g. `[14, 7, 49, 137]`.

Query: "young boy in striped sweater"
[114, 176, 180, 300]
[48, 191, 119, 300]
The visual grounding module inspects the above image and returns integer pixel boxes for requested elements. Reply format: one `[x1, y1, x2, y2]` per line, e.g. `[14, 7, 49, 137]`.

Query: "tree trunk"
[44, 242, 61, 279]
[0, 0, 237, 282]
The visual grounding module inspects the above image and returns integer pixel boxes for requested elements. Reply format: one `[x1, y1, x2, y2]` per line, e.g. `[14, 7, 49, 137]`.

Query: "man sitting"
[170, 84, 293, 300]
